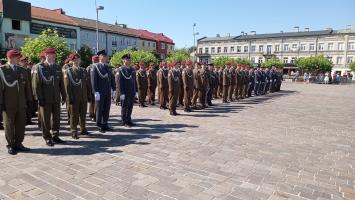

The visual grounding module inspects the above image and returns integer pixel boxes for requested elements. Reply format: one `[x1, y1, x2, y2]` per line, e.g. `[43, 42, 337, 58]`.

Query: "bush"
[350, 62, 355, 72]
[110, 50, 158, 67]
[78, 45, 94, 68]
[21, 28, 70, 65]
[296, 55, 333, 73]
[167, 49, 190, 63]
[262, 58, 284, 68]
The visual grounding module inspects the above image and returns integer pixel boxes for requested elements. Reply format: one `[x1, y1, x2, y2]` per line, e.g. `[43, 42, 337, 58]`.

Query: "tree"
[167, 49, 191, 63]
[350, 62, 355, 72]
[235, 58, 251, 65]
[21, 28, 71, 65]
[262, 58, 284, 68]
[110, 50, 158, 67]
[213, 57, 234, 66]
[78, 45, 94, 68]
[296, 55, 333, 73]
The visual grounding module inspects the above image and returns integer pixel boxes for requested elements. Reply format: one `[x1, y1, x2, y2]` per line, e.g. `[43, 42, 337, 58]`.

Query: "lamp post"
[95, 0, 104, 53]
[193, 23, 199, 62]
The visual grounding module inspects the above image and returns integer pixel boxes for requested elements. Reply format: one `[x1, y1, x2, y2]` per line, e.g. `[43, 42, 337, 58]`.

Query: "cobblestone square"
[0, 82, 354, 200]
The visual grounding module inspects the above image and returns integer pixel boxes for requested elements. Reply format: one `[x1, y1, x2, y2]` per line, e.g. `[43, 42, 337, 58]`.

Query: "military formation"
[0, 48, 283, 155]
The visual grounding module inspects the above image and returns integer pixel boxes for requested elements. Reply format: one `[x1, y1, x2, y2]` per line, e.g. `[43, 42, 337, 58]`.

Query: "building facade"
[197, 29, 355, 75]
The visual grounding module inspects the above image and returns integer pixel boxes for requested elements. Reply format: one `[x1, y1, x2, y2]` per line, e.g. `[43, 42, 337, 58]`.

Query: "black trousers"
[95, 94, 111, 128]
[121, 96, 134, 125]
[207, 88, 213, 104]
[248, 83, 254, 97]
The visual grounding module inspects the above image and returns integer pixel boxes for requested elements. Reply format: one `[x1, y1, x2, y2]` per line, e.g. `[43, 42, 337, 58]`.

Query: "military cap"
[6, 49, 21, 58]
[44, 48, 56, 55]
[96, 50, 107, 56]
[20, 55, 28, 62]
[92, 55, 99, 62]
[69, 53, 80, 61]
[121, 54, 131, 59]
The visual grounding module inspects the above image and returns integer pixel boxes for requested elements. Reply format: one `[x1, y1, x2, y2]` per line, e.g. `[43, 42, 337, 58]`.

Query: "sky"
[23, 0, 355, 48]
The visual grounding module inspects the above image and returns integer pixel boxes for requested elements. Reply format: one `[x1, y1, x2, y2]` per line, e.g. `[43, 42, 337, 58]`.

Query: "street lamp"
[193, 23, 199, 62]
[95, 0, 104, 53]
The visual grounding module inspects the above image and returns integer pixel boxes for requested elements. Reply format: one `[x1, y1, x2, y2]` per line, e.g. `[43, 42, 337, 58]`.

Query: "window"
[217, 47, 221, 53]
[224, 47, 228, 53]
[318, 43, 324, 51]
[336, 56, 342, 64]
[237, 46, 241, 53]
[283, 57, 288, 63]
[251, 45, 256, 52]
[170, 46, 173, 50]
[244, 46, 248, 53]
[259, 45, 264, 52]
[199, 48, 202, 54]
[205, 47, 209, 53]
[338, 42, 344, 50]
[211, 47, 215, 54]
[148, 42, 151, 47]
[161, 43, 165, 49]
[230, 46, 235, 52]
[283, 44, 289, 51]
[291, 57, 296, 64]
[327, 57, 333, 62]
[267, 45, 272, 54]
[309, 44, 315, 51]
[258, 57, 263, 64]
[347, 56, 353, 64]
[12, 20, 21, 30]
[292, 44, 298, 51]
[300, 44, 306, 51]
[152, 43, 155, 47]
[348, 42, 355, 50]
[251, 57, 255, 63]
[275, 44, 280, 52]
[328, 43, 333, 50]
[142, 41, 145, 47]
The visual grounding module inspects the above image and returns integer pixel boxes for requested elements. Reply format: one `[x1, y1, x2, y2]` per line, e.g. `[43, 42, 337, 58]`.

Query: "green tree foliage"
[213, 56, 235, 66]
[167, 49, 191, 63]
[262, 58, 284, 68]
[234, 58, 251, 65]
[296, 55, 333, 73]
[78, 45, 94, 68]
[110, 50, 158, 67]
[350, 62, 355, 72]
[21, 28, 70, 65]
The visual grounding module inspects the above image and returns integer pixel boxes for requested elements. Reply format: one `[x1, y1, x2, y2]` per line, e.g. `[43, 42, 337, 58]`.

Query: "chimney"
[54, 8, 65, 15]
[293, 26, 299, 32]
[304, 27, 310, 32]
[250, 31, 256, 35]
[241, 31, 244, 35]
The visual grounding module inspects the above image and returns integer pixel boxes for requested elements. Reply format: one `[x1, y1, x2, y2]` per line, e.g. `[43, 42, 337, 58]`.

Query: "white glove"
[95, 92, 100, 101]
[111, 90, 116, 98]
[135, 92, 138, 98]
[120, 94, 125, 101]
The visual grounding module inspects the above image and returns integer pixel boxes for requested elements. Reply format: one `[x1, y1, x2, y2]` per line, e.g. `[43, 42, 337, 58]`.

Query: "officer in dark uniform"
[248, 67, 255, 97]
[0, 59, 6, 130]
[90, 50, 116, 132]
[207, 64, 215, 106]
[264, 68, 271, 94]
[0, 49, 32, 154]
[259, 67, 266, 95]
[254, 67, 261, 96]
[270, 66, 277, 93]
[116, 54, 136, 127]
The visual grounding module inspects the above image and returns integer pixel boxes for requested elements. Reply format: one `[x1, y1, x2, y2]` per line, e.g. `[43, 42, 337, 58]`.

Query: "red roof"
[129, 29, 174, 45]
[31, 6, 78, 26]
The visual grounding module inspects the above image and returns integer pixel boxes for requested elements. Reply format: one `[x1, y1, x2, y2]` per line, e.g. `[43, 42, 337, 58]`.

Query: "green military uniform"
[136, 69, 148, 107]
[236, 68, 243, 100]
[64, 66, 91, 139]
[222, 67, 231, 103]
[182, 67, 194, 112]
[199, 67, 209, 108]
[168, 68, 180, 115]
[243, 69, 249, 98]
[33, 62, 66, 144]
[147, 67, 157, 105]
[0, 64, 32, 152]
[192, 67, 202, 108]
[178, 66, 185, 106]
[228, 67, 236, 101]
[157, 68, 169, 109]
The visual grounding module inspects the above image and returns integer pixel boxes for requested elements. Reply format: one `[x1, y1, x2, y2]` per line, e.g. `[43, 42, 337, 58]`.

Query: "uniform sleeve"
[91, 65, 98, 93]
[24, 69, 33, 102]
[33, 65, 44, 102]
[168, 71, 173, 92]
[182, 71, 187, 90]
[115, 71, 120, 101]
[59, 66, 66, 101]
[119, 69, 125, 96]
[157, 71, 163, 89]
[136, 72, 141, 90]
[109, 67, 116, 91]
[63, 70, 73, 103]
[85, 70, 92, 102]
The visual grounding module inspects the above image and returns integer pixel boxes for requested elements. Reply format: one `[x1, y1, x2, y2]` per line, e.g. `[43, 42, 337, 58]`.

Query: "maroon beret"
[20, 55, 28, 62]
[44, 48, 56, 55]
[6, 49, 21, 58]
[68, 53, 80, 61]
[92, 55, 99, 62]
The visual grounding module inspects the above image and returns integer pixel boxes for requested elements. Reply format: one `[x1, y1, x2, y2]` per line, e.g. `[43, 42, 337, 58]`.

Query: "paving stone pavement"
[0, 82, 355, 200]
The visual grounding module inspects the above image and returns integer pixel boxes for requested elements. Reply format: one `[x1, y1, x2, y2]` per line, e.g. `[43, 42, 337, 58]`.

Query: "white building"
[197, 29, 355, 75]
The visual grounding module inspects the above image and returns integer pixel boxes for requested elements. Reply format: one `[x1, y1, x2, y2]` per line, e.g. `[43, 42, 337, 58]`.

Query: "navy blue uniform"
[117, 66, 136, 125]
[248, 70, 255, 97]
[91, 63, 115, 129]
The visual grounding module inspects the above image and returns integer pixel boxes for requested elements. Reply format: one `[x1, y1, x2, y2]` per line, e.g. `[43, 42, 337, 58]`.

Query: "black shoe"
[0, 124, 3, 130]
[124, 123, 131, 128]
[71, 132, 79, 140]
[104, 126, 114, 131]
[184, 109, 190, 113]
[53, 136, 66, 144]
[91, 117, 96, 122]
[7, 147, 17, 155]
[26, 121, 35, 125]
[15, 144, 30, 152]
[81, 131, 89, 135]
[127, 122, 136, 127]
[45, 139, 55, 147]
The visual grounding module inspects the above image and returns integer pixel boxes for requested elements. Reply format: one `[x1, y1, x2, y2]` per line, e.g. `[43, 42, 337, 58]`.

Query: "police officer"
[157, 61, 169, 110]
[182, 60, 194, 112]
[147, 62, 157, 105]
[33, 48, 66, 146]
[116, 54, 136, 127]
[91, 50, 116, 132]
[136, 61, 148, 107]
[0, 49, 32, 154]
[64, 53, 91, 139]
[168, 61, 181, 116]
[87, 55, 99, 121]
